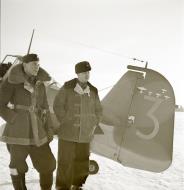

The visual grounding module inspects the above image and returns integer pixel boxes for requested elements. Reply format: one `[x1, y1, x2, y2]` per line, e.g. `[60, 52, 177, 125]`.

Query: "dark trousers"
[56, 140, 90, 189]
[7, 143, 56, 174]
[7, 143, 56, 189]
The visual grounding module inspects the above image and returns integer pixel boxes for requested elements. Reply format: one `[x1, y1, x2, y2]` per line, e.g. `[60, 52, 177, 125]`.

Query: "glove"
[47, 128, 54, 143]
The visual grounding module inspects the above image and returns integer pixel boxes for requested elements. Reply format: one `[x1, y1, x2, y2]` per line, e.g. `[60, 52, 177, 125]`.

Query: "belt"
[16, 104, 38, 112]
[15, 104, 48, 114]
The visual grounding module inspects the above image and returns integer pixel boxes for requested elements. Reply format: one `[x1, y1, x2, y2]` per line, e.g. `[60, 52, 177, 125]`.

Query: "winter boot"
[39, 172, 53, 190]
[11, 173, 27, 190]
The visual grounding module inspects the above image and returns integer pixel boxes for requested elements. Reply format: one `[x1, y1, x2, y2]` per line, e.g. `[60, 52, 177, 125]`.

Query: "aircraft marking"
[136, 95, 163, 140]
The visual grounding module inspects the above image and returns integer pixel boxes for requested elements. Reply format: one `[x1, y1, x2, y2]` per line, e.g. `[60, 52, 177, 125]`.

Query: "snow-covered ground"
[0, 112, 184, 190]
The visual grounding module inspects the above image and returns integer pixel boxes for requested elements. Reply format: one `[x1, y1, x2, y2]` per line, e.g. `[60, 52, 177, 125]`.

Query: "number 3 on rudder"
[136, 95, 163, 140]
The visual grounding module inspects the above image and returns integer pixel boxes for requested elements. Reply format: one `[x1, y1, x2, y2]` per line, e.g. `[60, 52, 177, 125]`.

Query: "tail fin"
[94, 66, 175, 172]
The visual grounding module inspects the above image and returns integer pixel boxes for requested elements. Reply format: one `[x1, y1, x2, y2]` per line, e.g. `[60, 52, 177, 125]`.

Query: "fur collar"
[74, 83, 90, 96]
[7, 63, 51, 84]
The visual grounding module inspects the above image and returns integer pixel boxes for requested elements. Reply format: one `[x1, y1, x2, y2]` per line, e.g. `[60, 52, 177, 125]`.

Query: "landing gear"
[89, 160, 99, 175]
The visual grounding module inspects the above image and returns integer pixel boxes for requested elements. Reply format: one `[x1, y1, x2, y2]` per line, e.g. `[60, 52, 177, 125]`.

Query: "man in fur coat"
[0, 54, 56, 190]
[53, 61, 103, 190]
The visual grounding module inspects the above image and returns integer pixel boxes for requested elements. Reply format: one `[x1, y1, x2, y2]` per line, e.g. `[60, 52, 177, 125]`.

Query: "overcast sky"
[1, 0, 184, 105]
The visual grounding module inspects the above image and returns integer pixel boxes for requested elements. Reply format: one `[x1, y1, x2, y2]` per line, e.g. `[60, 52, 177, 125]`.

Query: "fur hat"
[22, 54, 39, 63]
[75, 61, 91, 74]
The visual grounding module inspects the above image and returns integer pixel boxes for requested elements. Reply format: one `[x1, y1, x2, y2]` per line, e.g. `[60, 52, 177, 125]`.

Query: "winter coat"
[0, 63, 53, 146]
[53, 78, 103, 143]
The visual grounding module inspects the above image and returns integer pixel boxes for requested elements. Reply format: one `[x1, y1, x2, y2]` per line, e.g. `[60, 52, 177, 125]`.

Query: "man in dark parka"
[53, 61, 103, 190]
[0, 54, 56, 190]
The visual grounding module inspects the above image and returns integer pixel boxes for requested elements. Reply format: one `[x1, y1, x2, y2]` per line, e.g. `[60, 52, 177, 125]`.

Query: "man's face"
[23, 61, 40, 76]
[77, 71, 90, 83]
